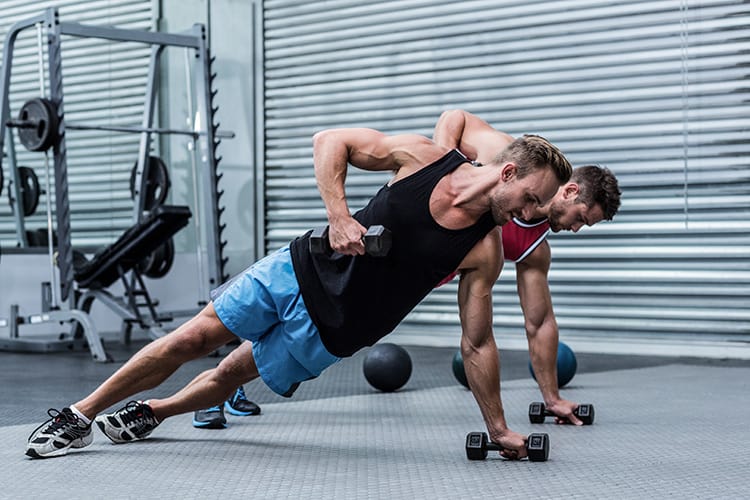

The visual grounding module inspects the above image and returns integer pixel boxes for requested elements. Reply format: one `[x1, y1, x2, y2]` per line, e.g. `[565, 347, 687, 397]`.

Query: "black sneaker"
[224, 386, 261, 416]
[95, 401, 159, 444]
[26, 407, 93, 459]
[192, 404, 227, 429]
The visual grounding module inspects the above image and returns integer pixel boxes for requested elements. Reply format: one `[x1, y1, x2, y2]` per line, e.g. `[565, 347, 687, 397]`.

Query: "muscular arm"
[432, 109, 514, 165]
[457, 229, 526, 454]
[516, 240, 583, 424]
[311, 128, 442, 254]
[516, 241, 560, 402]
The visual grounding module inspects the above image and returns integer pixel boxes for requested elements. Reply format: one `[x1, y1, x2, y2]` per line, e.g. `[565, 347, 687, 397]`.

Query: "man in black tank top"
[26, 126, 571, 461]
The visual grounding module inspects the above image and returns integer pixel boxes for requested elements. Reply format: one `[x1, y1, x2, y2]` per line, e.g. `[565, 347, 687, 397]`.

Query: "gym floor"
[1, 339, 748, 499]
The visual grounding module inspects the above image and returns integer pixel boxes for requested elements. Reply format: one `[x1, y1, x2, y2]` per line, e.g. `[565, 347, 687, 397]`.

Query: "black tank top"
[290, 149, 496, 357]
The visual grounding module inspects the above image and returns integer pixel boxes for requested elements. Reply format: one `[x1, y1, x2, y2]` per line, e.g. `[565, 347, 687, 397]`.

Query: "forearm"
[433, 109, 466, 150]
[433, 109, 514, 165]
[456, 232, 507, 439]
[527, 321, 562, 405]
[312, 130, 352, 222]
[461, 336, 509, 438]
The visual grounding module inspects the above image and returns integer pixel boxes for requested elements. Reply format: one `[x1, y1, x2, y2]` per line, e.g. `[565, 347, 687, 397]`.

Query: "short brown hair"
[495, 134, 572, 184]
[571, 165, 621, 220]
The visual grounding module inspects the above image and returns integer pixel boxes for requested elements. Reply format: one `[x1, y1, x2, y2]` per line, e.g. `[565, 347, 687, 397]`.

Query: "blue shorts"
[211, 245, 340, 397]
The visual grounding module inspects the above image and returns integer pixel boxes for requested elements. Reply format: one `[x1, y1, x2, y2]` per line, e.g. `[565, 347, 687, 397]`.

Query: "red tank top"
[436, 217, 549, 286]
[502, 217, 550, 261]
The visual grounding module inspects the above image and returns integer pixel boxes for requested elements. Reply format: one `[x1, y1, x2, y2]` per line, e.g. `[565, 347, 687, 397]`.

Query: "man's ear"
[563, 182, 580, 199]
[501, 163, 517, 182]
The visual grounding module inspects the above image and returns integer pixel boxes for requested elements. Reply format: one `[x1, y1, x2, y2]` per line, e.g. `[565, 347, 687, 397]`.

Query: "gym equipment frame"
[0, 8, 228, 361]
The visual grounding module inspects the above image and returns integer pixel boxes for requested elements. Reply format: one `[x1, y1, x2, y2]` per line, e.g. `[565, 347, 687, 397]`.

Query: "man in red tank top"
[434, 109, 621, 425]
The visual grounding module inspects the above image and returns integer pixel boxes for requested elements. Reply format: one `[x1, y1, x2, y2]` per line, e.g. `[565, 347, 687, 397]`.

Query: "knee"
[214, 346, 257, 386]
[213, 362, 243, 388]
[160, 312, 231, 361]
[161, 334, 205, 362]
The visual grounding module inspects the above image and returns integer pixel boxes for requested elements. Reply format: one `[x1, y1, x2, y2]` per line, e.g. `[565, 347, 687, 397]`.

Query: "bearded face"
[490, 166, 560, 226]
[546, 197, 605, 233]
[546, 201, 567, 232]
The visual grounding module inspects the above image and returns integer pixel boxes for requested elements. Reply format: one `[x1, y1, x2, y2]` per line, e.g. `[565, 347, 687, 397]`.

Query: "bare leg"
[148, 341, 259, 421]
[74, 304, 237, 420]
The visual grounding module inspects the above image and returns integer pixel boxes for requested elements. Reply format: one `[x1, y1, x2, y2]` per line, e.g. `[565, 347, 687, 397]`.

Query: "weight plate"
[18, 166, 40, 216]
[16, 98, 59, 152]
[147, 238, 174, 279]
[25, 227, 56, 247]
[138, 238, 175, 279]
[129, 155, 171, 210]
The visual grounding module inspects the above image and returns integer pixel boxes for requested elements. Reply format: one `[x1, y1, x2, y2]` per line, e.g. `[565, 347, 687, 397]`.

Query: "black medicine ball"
[363, 343, 412, 392]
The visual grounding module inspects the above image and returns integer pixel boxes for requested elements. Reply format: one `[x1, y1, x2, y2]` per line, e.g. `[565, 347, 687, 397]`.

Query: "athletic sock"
[142, 400, 161, 423]
[69, 404, 92, 425]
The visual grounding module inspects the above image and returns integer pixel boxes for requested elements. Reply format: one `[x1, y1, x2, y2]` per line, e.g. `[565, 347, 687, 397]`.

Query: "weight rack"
[0, 8, 229, 361]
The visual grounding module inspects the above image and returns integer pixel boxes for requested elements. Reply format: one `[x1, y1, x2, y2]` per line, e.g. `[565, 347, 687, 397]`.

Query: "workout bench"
[75, 204, 192, 344]
[0, 205, 191, 361]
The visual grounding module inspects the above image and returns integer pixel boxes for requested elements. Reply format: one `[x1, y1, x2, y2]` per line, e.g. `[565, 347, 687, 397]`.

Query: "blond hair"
[495, 134, 572, 184]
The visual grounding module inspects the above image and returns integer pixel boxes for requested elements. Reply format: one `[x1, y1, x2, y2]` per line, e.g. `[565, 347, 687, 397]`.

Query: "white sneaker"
[26, 408, 93, 459]
[95, 400, 160, 444]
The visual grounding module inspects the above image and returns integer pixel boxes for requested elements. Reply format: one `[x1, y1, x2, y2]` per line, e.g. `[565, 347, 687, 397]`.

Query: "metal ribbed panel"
[0, 0, 152, 246]
[262, 0, 749, 344]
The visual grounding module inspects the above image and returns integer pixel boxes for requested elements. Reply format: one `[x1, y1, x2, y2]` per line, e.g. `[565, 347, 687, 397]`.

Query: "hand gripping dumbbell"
[528, 401, 595, 425]
[309, 225, 392, 257]
[465, 431, 550, 462]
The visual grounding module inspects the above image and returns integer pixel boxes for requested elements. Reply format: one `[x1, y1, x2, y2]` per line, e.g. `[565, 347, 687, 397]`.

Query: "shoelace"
[27, 408, 81, 440]
[120, 401, 155, 426]
[234, 386, 247, 403]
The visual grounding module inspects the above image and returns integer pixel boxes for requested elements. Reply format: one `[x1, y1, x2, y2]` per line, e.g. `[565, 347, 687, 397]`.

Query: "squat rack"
[0, 8, 229, 361]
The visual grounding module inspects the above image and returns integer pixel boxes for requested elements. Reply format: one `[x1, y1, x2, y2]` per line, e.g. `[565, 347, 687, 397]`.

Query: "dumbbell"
[465, 431, 550, 462]
[309, 225, 392, 257]
[528, 401, 595, 425]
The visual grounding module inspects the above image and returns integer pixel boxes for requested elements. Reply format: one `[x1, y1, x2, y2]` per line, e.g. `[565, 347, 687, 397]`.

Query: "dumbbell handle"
[466, 431, 549, 462]
[484, 440, 536, 454]
[541, 408, 584, 417]
[529, 402, 595, 424]
[484, 442, 509, 452]
[310, 225, 391, 257]
[537, 403, 592, 416]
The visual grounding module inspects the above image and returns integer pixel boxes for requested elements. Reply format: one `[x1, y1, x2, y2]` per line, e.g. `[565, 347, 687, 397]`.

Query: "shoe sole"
[192, 419, 227, 429]
[224, 401, 261, 416]
[26, 447, 70, 459]
[25, 434, 92, 459]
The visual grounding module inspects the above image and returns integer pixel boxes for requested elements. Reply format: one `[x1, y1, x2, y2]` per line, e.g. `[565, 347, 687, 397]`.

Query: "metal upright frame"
[0, 8, 227, 361]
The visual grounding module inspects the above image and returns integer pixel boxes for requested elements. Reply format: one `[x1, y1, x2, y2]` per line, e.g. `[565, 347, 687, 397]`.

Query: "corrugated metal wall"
[0, 0, 153, 248]
[264, 0, 750, 345]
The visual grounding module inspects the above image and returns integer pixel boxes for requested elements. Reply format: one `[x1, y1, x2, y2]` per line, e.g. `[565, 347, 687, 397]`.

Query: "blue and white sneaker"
[26, 407, 93, 459]
[192, 404, 227, 429]
[224, 386, 261, 416]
